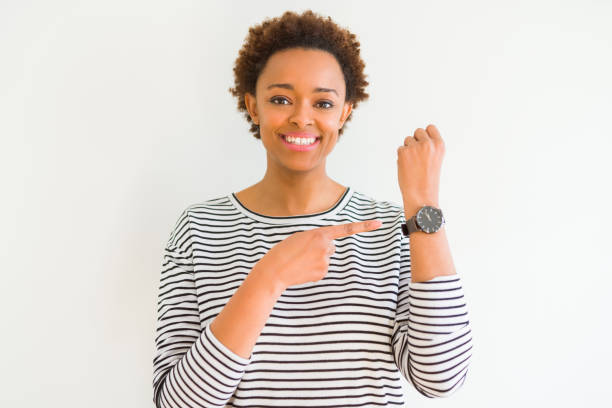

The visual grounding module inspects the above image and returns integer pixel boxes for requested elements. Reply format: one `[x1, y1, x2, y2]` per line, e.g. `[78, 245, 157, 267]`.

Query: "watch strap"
[401, 215, 420, 237]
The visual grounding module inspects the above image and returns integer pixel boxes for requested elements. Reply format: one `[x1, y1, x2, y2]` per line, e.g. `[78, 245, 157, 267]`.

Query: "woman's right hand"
[254, 219, 384, 292]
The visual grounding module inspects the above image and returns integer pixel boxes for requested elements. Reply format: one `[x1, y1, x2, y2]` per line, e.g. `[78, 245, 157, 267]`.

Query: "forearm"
[209, 264, 284, 359]
[403, 201, 457, 283]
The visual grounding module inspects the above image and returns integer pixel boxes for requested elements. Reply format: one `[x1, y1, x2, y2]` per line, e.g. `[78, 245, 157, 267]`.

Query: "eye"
[316, 101, 334, 109]
[270, 97, 334, 109]
[270, 96, 290, 105]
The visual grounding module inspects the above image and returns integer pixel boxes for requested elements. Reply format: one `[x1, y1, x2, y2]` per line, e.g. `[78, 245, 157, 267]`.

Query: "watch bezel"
[415, 205, 445, 233]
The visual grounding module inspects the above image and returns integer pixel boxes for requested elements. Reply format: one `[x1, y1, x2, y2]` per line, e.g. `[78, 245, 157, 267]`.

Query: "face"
[244, 47, 353, 172]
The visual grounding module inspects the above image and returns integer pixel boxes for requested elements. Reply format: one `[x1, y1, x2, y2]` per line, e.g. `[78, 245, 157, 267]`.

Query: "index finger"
[321, 219, 383, 240]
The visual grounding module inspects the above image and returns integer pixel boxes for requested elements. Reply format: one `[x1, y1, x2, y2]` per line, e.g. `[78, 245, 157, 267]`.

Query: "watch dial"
[416, 206, 443, 233]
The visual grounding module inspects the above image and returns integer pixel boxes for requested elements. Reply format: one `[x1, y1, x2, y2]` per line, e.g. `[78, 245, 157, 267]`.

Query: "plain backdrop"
[1, 0, 611, 407]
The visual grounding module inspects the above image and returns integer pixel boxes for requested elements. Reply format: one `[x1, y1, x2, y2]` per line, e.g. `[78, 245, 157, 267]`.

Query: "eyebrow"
[266, 83, 338, 96]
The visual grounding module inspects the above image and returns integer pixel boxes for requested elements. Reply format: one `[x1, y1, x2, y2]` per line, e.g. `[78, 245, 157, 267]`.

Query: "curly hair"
[228, 10, 369, 141]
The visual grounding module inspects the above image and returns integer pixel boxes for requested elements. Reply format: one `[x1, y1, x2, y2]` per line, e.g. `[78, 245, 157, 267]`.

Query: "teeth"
[285, 135, 317, 145]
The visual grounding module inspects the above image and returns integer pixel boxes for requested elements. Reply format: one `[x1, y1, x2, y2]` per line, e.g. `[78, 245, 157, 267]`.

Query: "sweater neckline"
[228, 186, 354, 225]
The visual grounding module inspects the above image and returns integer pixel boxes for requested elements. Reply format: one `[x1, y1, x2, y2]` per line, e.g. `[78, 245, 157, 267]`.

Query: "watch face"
[416, 206, 444, 233]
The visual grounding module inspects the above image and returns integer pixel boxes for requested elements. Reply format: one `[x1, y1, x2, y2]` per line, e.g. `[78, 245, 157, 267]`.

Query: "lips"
[280, 133, 321, 141]
[279, 133, 321, 151]
[283, 132, 319, 138]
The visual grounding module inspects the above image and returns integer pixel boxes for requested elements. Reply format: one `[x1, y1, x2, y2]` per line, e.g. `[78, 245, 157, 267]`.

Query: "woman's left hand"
[397, 124, 445, 211]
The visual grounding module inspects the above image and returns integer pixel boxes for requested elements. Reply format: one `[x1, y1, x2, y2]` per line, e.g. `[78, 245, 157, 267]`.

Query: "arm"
[209, 264, 284, 359]
[153, 210, 255, 408]
[391, 210, 473, 398]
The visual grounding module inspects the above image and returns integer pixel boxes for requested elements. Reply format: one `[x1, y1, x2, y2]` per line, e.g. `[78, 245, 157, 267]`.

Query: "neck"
[250, 166, 345, 216]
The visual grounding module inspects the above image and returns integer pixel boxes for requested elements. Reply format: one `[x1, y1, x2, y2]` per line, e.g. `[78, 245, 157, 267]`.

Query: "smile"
[280, 134, 321, 151]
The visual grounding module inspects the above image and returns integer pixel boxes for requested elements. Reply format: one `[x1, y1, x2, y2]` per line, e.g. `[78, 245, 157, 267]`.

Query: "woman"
[153, 10, 472, 407]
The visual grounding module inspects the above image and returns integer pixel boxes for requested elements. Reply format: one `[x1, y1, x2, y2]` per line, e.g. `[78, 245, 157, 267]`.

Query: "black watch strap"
[401, 216, 419, 237]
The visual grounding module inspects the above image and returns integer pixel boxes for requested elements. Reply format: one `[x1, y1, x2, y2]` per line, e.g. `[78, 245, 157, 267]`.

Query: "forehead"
[257, 48, 345, 94]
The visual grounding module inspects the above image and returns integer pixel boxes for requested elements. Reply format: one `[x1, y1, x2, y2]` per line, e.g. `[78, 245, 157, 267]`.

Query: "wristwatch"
[401, 205, 445, 236]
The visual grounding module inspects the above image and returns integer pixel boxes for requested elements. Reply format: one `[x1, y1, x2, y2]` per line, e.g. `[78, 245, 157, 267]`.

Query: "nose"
[288, 99, 314, 129]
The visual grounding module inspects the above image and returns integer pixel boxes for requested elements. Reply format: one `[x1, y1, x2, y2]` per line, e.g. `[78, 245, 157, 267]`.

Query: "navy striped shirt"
[153, 186, 472, 407]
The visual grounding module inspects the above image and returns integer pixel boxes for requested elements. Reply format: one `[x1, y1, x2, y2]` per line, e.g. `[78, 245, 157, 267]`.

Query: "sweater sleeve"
[153, 209, 252, 408]
[391, 213, 473, 398]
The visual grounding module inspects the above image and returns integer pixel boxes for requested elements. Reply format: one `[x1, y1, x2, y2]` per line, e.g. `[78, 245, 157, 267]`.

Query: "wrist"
[251, 262, 286, 298]
[403, 201, 439, 217]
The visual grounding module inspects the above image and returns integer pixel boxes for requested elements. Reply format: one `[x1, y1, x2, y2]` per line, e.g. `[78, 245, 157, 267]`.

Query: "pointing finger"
[322, 219, 383, 240]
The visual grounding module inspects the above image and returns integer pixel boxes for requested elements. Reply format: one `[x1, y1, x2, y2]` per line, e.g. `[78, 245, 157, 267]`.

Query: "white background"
[1, 0, 611, 407]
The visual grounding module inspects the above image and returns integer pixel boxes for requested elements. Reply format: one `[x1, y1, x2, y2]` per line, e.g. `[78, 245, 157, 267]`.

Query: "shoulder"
[350, 190, 405, 222]
[351, 190, 403, 212]
[166, 194, 234, 245]
[168, 194, 232, 230]
[183, 195, 231, 213]
[179, 194, 233, 217]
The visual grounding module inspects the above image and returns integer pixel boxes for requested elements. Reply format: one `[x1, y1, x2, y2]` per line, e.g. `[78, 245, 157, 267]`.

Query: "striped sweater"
[153, 186, 472, 407]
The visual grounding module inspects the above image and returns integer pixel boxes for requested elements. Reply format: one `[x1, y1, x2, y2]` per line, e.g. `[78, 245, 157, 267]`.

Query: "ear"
[244, 93, 259, 125]
[339, 102, 353, 129]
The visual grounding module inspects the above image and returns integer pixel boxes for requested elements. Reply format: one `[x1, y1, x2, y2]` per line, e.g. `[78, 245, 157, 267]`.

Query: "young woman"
[153, 10, 472, 408]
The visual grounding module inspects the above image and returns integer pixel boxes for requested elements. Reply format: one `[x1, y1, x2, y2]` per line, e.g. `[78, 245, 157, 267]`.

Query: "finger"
[413, 128, 430, 142]
[322, 219, 383, 240]
[402, 135, 416, 147]
[426, 124, 444, 144]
